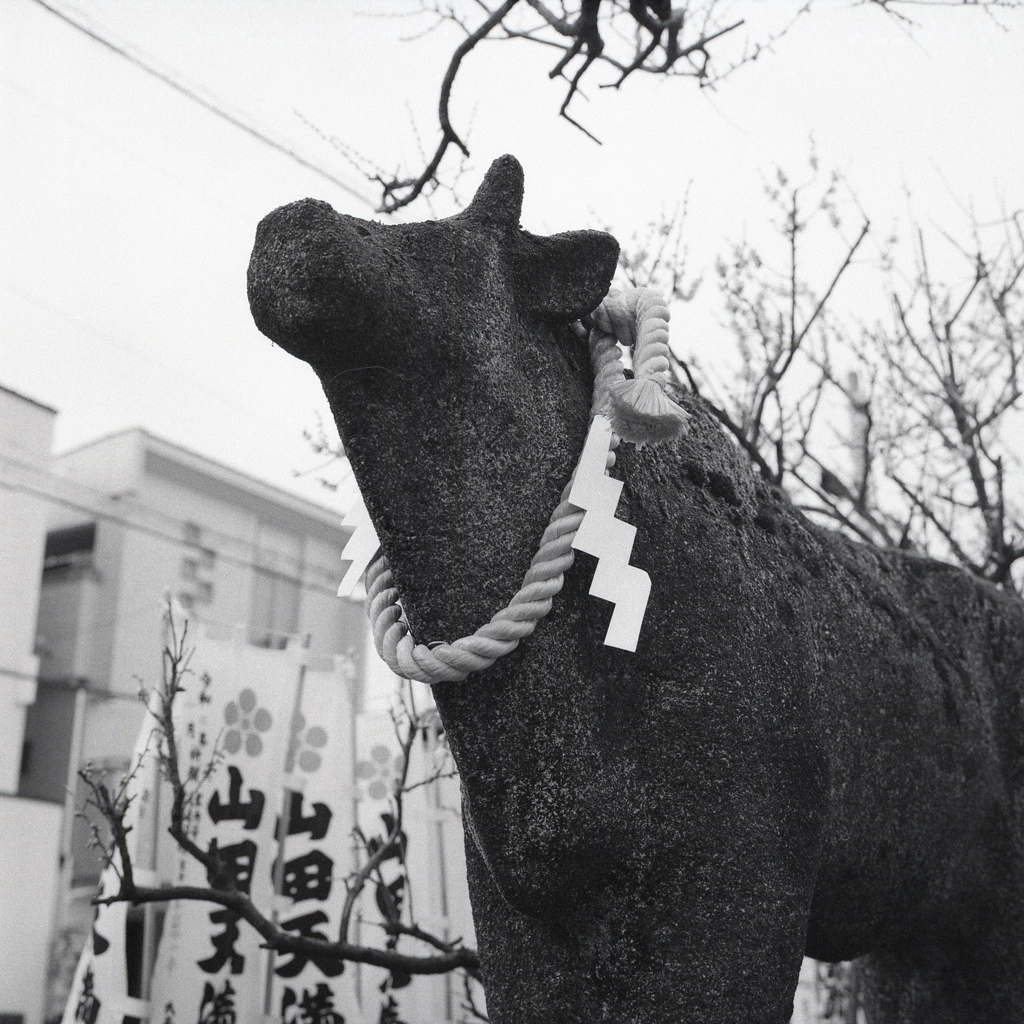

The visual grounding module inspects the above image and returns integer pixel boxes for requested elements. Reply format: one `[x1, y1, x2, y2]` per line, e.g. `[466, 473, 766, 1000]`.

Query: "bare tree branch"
[83, 603, 481, 981]
[327, 1, 1017, 213]
[625, 153, 1023, 594]
[375, 0, 521, 213]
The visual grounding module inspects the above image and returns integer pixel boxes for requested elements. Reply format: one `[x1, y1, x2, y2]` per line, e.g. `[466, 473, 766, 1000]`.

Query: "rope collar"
[343, 287, 688, 684]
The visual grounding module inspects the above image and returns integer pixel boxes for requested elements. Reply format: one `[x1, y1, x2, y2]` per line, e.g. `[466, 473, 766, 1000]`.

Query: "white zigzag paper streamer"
[567, 414, 651, 652]
[337, 495, 381, 598]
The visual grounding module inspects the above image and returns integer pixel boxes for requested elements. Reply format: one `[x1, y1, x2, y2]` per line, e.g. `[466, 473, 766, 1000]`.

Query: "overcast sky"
[2, 0, 1023, 513]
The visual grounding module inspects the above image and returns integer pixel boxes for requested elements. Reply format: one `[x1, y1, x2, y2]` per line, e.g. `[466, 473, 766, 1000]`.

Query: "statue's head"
[247, 155, 619, 394]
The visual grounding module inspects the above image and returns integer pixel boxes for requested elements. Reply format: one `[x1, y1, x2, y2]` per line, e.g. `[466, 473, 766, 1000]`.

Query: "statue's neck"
[326, 325, 592, 645]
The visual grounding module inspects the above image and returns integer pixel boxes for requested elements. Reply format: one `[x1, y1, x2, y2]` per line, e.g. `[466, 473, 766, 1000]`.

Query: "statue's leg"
[464, 838, 809, 1024]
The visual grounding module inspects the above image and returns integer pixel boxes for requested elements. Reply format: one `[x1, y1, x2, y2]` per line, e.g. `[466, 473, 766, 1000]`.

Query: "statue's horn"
[462, 154, 524, 228]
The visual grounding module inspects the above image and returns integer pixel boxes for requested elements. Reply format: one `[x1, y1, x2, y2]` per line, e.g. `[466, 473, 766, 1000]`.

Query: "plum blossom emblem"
[286, 712, 329, 774]
[355, 743, 403, 801]
[223, 688, 272, 757]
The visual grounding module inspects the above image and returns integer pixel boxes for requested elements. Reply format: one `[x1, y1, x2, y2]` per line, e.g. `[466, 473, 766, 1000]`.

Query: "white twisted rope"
[363, 287, 686, 684]
[594, 289, 689, 447]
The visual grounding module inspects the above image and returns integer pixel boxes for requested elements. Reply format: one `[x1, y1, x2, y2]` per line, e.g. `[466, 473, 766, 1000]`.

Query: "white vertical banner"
[352, 703, 407, 1022]
[353, 682, 476, 1024]
[60, 697, 160, 1024]
[149, 629, 299, 1024]
[267, 652, 363, 1024]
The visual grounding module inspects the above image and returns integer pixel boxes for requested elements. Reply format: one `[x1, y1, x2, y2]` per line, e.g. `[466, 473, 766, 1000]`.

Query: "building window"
[179, 522, 216, 607]
[249, 522, 304, 649]
[43, 522, 96, 571]
[249, 568, 301, 650]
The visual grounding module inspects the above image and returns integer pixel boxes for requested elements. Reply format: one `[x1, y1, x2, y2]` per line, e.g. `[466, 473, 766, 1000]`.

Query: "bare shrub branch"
[319, 0, 1020, 213]
[631, 155, 1024, 594]
[82, 602, 480, 980]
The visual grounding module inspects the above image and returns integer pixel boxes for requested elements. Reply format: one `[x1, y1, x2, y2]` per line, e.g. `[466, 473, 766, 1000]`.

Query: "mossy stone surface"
[249, 155, 1024, 1023]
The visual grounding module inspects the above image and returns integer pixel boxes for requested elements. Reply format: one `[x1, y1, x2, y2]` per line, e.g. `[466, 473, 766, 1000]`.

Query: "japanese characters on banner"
[61, 698, 160, 1024]
[268, 655, 361, 1024]
[61, 609, 478, 1024]
[149, 630, 294, 1023]
[352, 705, 409, 1022]
[353, 685, 472, 1024]
[148, 630, 363, 1024]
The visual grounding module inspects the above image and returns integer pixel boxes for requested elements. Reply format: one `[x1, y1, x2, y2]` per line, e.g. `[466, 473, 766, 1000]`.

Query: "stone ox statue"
[248, 155, 1024, 1023]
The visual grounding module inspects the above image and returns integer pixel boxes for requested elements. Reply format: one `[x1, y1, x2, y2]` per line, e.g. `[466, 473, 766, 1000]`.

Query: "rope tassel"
[590, 288, 689, 448]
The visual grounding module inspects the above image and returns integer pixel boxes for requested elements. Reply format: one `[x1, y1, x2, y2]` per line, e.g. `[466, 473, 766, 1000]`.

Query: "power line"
[0, 456, 351, 600]
[28, 0, 374, 210]
[0, 70, 251, 217]
[0, 277, 330, 447]
[1, 278, 356, 500]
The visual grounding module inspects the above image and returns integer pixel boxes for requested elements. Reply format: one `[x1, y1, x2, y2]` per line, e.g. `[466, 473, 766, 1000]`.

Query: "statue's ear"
[462, 155, 524, 228]
[462, 154, 619, 320]
[515, 229, 620, 323]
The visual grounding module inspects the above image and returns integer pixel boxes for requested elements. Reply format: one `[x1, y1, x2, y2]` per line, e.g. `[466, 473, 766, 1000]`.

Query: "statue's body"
[248, 156, 1024, 1023]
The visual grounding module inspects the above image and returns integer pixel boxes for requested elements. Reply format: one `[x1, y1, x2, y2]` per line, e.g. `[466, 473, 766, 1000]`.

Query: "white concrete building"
[0, 384, 63, 1024]
[1, 422, 474, 1024]
[13, 427, 368, 1017]
[0, 384, 54, 790]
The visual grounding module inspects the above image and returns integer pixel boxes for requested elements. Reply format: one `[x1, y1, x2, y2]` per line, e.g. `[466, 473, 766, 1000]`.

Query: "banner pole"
[140, 756, 160, 1003]
[262, 636, 310, 1021]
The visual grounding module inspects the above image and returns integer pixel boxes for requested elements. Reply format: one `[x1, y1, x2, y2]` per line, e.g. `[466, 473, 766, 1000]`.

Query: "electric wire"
[26, 0, 374, 210]
[0, 278, 333, 448]
[0, 457, 348, 600]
